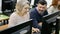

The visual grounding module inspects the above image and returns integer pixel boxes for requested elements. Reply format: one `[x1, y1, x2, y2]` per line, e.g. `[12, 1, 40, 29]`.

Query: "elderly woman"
[8, 0, 30, 27]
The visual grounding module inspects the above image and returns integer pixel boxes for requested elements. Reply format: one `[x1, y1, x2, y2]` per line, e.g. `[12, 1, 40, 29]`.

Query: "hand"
[35, 28, 40, 32]
[32, 27, 40, 33]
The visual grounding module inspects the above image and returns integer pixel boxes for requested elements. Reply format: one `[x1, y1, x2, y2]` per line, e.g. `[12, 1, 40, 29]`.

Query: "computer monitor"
[42, 11, 60, 34]
[56, 16, 60, 34]
[0, 19, 32, 34]
[43, 11, 60, 24]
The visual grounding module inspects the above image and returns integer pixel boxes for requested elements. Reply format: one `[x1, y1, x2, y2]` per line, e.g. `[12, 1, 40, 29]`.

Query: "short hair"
[15, 0, 30, 12]
[37, 0, 47, 5]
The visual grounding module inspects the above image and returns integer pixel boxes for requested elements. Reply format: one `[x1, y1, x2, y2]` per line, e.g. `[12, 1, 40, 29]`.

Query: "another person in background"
[30, 0, 49, 34]
[48, 0, 60, 14]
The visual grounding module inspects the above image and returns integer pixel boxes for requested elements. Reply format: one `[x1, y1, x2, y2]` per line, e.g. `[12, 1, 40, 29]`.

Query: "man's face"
[37, 4, 47, 12]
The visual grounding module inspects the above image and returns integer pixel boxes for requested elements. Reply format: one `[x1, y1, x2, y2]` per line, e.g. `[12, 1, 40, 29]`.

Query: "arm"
[8, 14, 17, 28]
[30, 12, 42, 29]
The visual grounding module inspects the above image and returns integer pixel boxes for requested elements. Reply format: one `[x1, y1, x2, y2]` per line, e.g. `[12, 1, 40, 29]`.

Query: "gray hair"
[16, 0, 30, 12]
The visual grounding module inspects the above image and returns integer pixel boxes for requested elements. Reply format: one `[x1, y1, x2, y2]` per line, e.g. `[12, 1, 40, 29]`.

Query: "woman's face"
[21, 4, 30, 15]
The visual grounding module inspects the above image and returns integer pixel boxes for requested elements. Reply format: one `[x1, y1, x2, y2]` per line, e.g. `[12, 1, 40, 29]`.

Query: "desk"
[0, 24, 8, 31]
[0, 15, 9, 20]
[0, 14, 9, 25]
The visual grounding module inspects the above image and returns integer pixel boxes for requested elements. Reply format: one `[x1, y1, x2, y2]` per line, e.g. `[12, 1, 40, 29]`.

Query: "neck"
[36, 7, 40, 13]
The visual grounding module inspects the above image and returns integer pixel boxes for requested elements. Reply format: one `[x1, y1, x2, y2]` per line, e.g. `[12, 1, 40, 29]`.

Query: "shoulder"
[10, 12, 18, 18]
[29, 8, 37, 14]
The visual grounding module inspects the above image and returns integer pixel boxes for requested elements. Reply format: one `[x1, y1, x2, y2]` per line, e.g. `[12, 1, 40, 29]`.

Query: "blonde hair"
[15, 0, 29, 12]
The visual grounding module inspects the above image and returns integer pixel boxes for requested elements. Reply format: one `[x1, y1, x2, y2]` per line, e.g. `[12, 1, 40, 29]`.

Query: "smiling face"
[37, 4, 47, 11]
[37, 3, 47, 14]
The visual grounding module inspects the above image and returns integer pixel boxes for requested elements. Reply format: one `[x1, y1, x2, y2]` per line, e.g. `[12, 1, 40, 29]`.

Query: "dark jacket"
[30, 8, 48, 29]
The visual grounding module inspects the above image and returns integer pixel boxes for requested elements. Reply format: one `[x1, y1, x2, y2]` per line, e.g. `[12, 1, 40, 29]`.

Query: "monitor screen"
[43, 11, 60, 24]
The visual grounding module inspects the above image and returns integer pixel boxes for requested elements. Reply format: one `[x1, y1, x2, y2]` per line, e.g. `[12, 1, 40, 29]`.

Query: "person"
[8, 0, 30, 27]
[30, 0, 49, 34]
[8, 0, 40, 33]
[48, 0, 60, 14]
